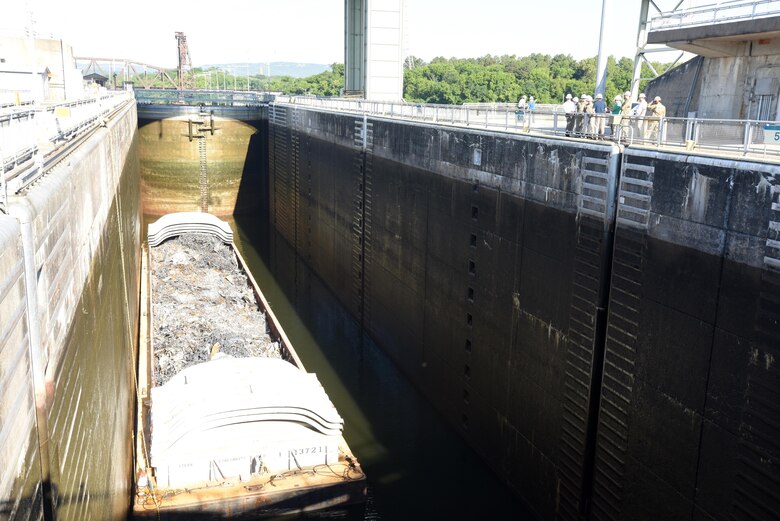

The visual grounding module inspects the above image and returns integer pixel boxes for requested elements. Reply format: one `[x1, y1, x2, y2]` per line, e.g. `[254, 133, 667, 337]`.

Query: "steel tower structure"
[175, 31, 194, 90]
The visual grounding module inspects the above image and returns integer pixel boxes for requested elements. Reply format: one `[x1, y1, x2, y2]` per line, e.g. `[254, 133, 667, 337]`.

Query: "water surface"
[230, 216, 533, 521]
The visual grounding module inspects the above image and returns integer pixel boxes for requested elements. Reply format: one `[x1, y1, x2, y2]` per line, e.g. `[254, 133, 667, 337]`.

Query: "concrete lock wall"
[0, 100, 140, 520]
[0, 215, 43, 519]
[268, 104, 780, 520]
[268, 104, 620, 519]
[591, 152, 780, 521]
[138, 106, 266, 217]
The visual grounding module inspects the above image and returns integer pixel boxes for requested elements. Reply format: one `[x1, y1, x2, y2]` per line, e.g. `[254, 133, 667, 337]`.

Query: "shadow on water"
[228, 214, 535, 521]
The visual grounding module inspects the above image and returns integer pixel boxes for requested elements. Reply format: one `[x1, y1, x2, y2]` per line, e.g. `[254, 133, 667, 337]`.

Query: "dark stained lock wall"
[591, 152, 780, 521]
[268, 104, 619, 520]
[266, 103, 780, 521]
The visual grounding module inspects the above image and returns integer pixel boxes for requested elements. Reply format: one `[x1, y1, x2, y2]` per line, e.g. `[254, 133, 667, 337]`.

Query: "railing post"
[0, 148, 6, 213]
[660, 118, 667, 144]
[685, 117, 694, 143]
[743, 120, 752, 155]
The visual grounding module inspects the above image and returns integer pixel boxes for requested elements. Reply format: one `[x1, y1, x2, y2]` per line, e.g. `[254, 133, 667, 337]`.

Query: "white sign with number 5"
[765, 125, 780, 145]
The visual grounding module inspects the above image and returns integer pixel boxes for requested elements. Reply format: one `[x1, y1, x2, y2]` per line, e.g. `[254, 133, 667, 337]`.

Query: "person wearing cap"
[527, 96, 536, 128]
[593, 93, 608, 138]
[634, 93, 648, 138]
[646, 95, 666, 142]
[563, 94, 576, 136]
[584, 95, 596, 138]
[516, 95, 527, 123]
[610, 95, 622, 136]
[612, 95, 622, 115]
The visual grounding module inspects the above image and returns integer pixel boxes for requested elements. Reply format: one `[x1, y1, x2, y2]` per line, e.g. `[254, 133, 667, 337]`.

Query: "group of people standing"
[562, 93, 609, 138]
[516, 95, 537, 128]
[561, 90, 666, 141]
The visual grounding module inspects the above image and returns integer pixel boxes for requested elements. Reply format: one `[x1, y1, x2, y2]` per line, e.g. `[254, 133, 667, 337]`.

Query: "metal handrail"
[649, 0, 780, 31]
[276, 96, 780, 160]
[0, 91, 133, 211]
[133, 88, 270, 106]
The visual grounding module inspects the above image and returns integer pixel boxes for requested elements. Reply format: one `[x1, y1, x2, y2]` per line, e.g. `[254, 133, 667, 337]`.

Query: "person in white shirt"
[516, 95, 527, 123]
[634, 93, 648, 138]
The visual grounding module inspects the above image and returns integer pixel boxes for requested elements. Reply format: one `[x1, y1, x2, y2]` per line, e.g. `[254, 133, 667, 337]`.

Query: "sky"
[2, 0, 689, 67]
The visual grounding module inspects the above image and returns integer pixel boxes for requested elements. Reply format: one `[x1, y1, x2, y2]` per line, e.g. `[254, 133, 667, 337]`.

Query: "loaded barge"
[132, 212, 366, 518]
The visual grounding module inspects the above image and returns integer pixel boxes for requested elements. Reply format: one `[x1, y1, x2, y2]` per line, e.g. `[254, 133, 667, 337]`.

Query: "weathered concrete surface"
[696, 54, 780, 119]
[268, 105, 619, 520]
[591, 151, 780, 521]
[267, 104, 780, 520]
[0, 100, 140, 520]
[0, 215, 42, 520]
[138, 112, 265, 217]
[645, 56, 703, 118]
[647, 52, 780, 120]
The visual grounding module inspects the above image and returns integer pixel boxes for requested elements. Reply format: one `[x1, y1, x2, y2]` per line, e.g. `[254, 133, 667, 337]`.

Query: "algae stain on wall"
[139, 116, 261, 217]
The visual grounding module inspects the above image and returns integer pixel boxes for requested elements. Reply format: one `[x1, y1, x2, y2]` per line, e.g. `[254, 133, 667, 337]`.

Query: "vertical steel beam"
[631, 0, 651, 98]
[595, 0, 609, 97]
[344, 0, 367, 96]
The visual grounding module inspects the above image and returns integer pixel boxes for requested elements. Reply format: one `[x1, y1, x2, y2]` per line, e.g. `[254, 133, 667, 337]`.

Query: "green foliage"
[124, 55, 674, 105]
[266, 63, 345, 96]
[403, 54, 672, 105]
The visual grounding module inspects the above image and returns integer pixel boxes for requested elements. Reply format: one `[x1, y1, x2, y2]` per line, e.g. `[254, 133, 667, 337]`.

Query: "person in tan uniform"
[584, 95, 596, 138]
[646, 96, 666, 142]
[619, 91, 634, 140]
[575, 96, 585, 136]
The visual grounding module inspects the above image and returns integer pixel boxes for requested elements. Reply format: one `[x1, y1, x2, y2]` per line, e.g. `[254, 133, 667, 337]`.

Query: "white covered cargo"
[149, 356, 344, 488]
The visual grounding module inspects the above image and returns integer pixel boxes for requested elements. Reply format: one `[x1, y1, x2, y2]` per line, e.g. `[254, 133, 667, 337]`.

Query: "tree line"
[124, 54, 670, 105]
[402, 54, 670, 105]
[272, 54, 670, 105]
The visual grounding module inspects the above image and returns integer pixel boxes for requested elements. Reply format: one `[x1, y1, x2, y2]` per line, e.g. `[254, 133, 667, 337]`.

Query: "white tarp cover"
[150, 357, 344, 488]
[147, 212, 233, 247]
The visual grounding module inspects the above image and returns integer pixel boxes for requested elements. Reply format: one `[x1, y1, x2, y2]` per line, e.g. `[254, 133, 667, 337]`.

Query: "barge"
[132, 212, 366, 518]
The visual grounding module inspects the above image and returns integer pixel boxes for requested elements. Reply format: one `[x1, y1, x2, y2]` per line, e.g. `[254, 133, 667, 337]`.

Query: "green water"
[229, 216, 533, 521]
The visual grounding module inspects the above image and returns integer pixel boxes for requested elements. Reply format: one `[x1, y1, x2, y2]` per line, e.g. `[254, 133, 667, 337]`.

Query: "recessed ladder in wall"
[187, 108, 219, 212]
[352, 115, 373, 324]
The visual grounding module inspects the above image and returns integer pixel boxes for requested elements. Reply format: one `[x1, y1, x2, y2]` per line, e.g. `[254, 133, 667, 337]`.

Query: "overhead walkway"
[647, 0, 780, 56]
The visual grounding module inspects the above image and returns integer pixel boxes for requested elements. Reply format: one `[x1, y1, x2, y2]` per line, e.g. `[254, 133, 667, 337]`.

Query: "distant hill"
[200, 62, 331, 78]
